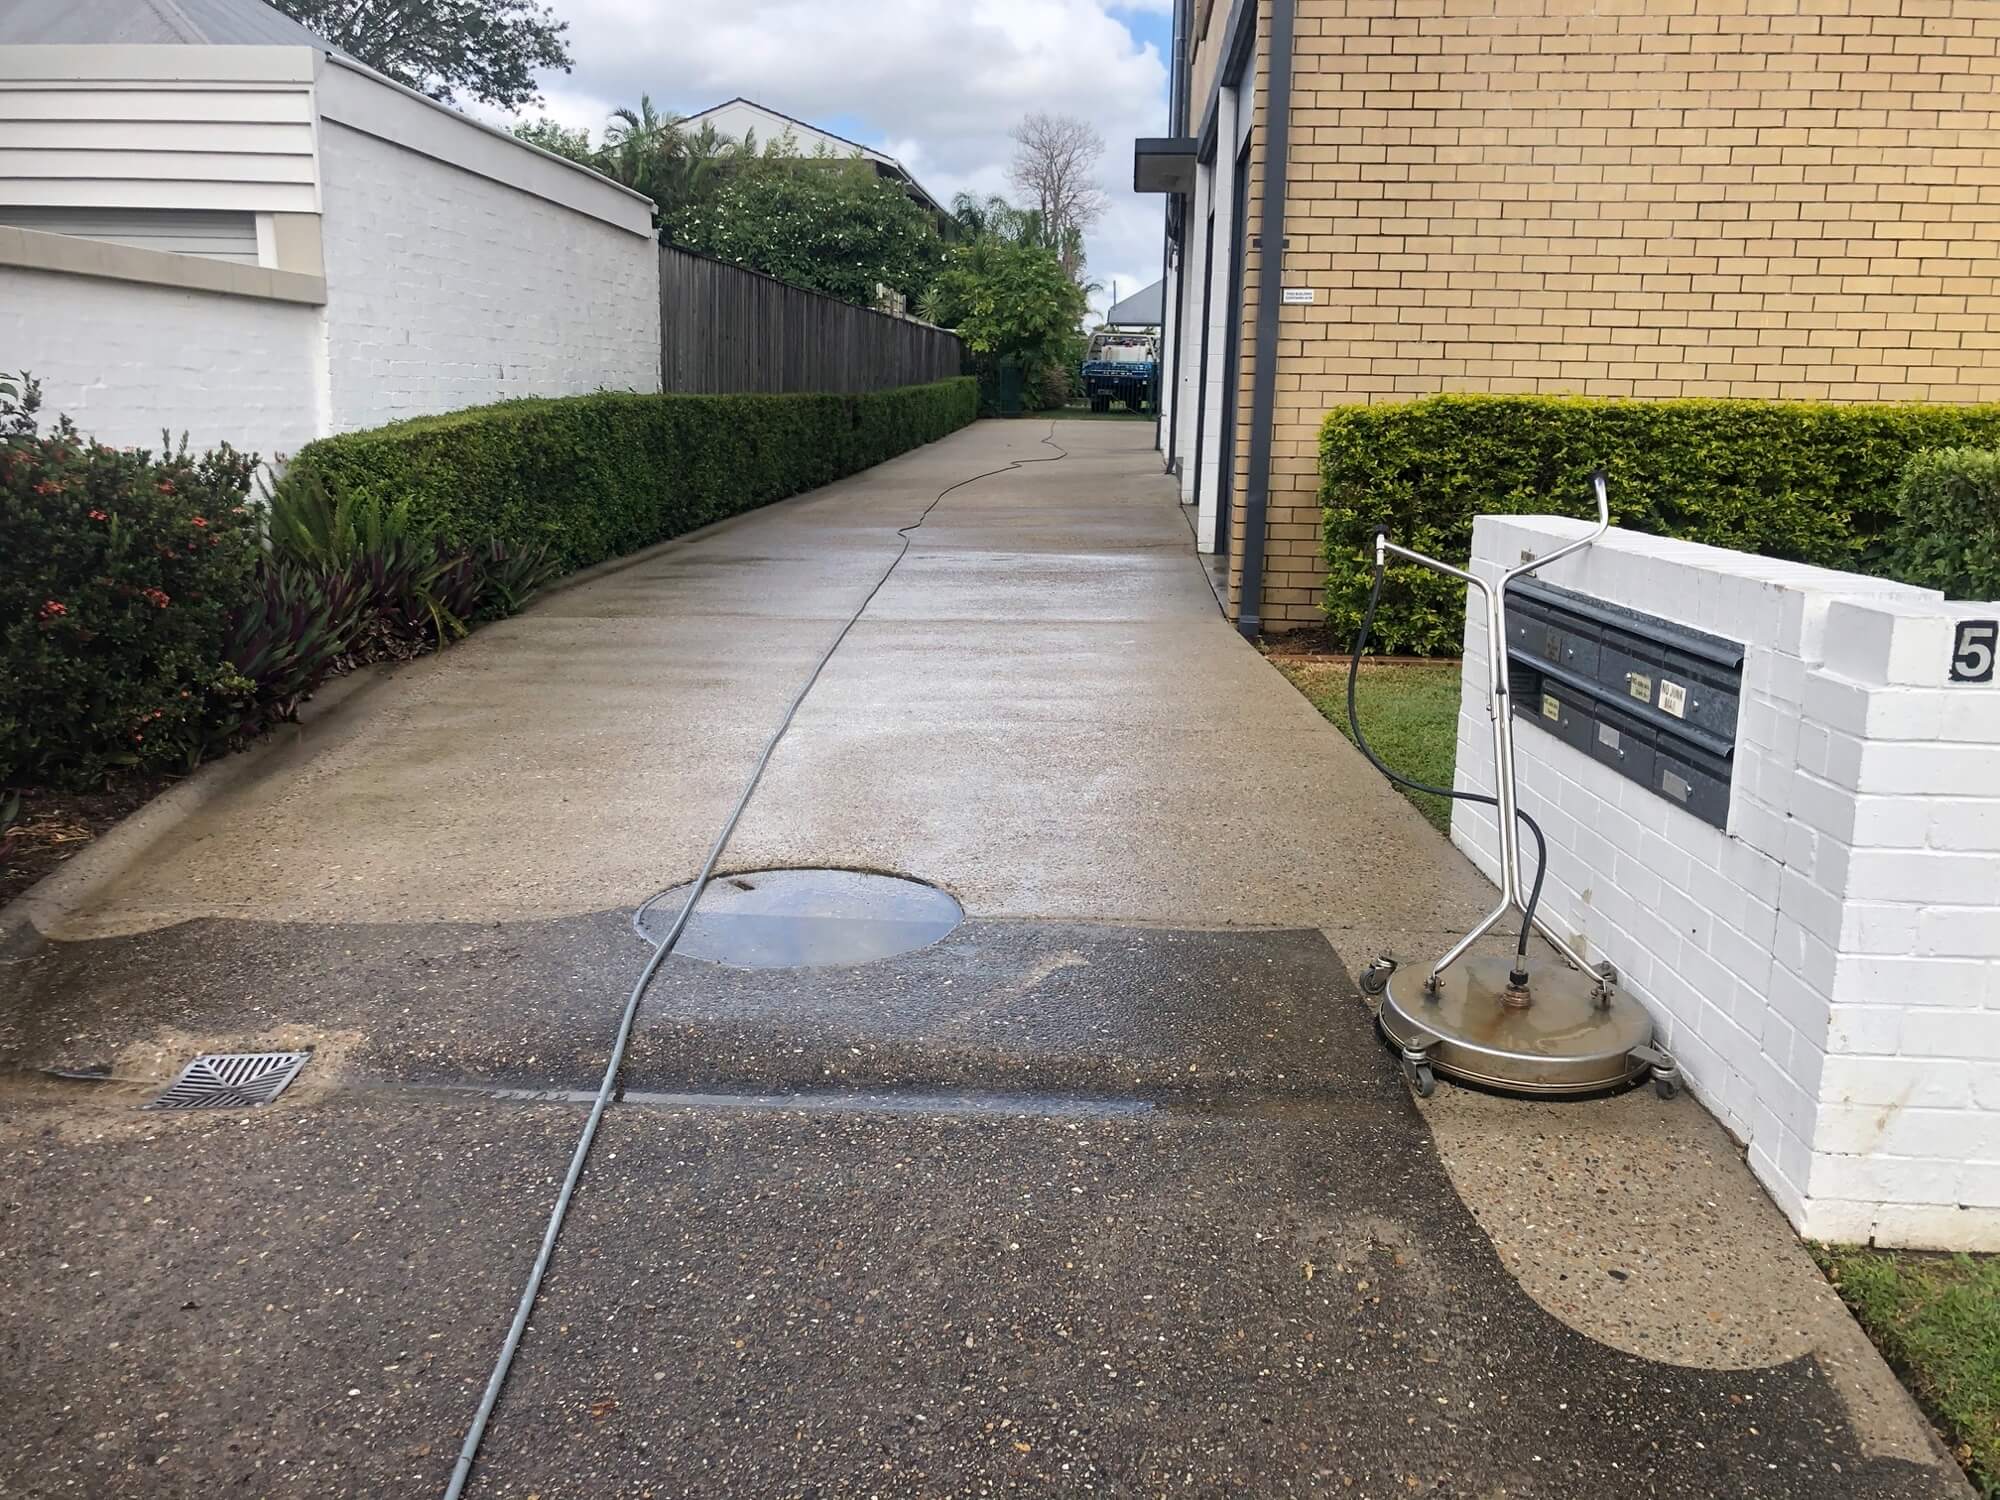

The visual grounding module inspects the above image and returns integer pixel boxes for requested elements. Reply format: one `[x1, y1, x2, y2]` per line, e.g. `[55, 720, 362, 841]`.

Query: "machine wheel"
[1402, 1056, 1436, 1098]
[1654, 1073, 1680, 1100]
[1358, 958, 1395, 997]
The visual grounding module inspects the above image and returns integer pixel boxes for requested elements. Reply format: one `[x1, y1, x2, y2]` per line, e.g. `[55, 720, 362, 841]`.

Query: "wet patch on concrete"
[0, 914, 1960, 1497]
[635, 867, 964, 969]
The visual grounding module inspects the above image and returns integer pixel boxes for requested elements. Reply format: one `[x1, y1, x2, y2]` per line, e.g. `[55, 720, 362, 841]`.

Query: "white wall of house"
[315, 57, 660, 432]
[0, 262, 323, 461]
[0, 45, 320, 220]
[0, 44, 660, 461]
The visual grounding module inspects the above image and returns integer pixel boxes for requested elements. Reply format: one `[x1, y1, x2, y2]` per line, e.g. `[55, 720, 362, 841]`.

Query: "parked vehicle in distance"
[1081, 330, 1159, 413]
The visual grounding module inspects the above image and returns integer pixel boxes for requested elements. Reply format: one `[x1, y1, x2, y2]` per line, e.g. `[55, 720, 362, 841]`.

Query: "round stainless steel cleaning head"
[1377, 954, 1654, 1096]
[635, 868, 963, 969]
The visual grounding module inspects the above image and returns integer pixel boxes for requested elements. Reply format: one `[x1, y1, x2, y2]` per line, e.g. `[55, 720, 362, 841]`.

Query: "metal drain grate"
[143, 1051, 311, 1111]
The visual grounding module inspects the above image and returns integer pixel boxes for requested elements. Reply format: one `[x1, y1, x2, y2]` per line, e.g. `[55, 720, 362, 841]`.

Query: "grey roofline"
[682, 95, 948, 219]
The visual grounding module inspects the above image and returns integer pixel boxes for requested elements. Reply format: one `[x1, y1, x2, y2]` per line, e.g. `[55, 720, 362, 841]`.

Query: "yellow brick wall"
[1245, 0, 2000, 631]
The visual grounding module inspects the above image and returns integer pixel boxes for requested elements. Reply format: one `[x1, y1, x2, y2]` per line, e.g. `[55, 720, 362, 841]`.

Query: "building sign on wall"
[1281, 287, 1315, 304]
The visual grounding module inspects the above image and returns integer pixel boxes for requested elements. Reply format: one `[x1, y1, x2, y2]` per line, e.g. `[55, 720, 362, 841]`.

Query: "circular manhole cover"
[635, 868, 964, 969]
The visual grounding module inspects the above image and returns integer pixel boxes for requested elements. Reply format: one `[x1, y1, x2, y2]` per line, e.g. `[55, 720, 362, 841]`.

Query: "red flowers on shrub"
[3, 370, 261, 785]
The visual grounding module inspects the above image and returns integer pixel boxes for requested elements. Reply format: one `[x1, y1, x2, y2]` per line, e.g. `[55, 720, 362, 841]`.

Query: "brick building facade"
[1139, 0, 2000, 635]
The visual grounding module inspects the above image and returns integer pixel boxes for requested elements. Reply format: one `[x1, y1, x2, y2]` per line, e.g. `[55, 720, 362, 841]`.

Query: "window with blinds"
[0, 206, 259, 264]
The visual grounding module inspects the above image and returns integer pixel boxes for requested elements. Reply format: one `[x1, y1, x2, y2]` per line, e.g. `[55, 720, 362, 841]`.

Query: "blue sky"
[510, 1, 1175, 319]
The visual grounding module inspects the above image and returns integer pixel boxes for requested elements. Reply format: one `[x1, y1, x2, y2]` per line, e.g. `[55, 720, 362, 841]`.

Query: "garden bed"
[0, 775, 170, 910]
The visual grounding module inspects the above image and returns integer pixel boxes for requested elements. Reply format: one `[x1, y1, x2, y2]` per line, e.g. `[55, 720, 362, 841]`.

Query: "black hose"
[1345, 541, 1546, 978]
[443, 424, 1069, 1500]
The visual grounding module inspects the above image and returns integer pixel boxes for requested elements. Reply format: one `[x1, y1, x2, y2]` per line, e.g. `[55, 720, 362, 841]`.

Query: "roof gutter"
[1234, 0, 1294, 640]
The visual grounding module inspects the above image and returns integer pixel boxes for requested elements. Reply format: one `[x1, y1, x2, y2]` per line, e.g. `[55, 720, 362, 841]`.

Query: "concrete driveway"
[0, 421, 1965, 1497]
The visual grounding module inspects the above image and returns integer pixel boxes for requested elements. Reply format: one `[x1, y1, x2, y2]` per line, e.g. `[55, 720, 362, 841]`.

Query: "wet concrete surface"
[44, 422, 1491, 949]
[0, 423, 1967, 1496]
[0, 914, 1964, 1497]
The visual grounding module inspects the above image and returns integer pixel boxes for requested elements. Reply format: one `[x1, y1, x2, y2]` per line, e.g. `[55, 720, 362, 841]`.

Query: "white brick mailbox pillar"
[1451, 517, 2000, 1250]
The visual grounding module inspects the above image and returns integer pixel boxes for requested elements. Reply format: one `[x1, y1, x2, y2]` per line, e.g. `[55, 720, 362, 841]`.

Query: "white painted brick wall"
[1454, 516, 2000, 1250]
[318, 120, 660, 433]
[0, 264, 322, 464]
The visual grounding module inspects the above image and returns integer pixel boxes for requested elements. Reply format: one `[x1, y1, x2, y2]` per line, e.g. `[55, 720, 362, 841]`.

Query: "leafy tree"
[675, 147, 944, 307]
[925, 195, 1088, 410]
[511, 117, 594, 166]
[271, 0, 569, 110]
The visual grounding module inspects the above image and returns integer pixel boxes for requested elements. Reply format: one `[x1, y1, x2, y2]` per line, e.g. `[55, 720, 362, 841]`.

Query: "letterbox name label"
[1627, 672, 1652, 702]
[1597, 723, 1620, 751]
[1542, 693, 1561, 721]
[1658, 680, 1687, 718]
[1661, 770, 1692, 803]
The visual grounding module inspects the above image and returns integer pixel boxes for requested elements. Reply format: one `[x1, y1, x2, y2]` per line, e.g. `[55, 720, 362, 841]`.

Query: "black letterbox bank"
[1503, 579, 1745, 830]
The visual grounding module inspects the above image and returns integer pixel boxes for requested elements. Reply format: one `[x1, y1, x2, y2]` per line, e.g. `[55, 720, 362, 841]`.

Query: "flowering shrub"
[1, 374, 262, 786]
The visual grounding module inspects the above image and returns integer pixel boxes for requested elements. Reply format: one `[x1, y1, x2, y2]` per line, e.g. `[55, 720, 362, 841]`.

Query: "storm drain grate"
[143, 1051, 311, 1111]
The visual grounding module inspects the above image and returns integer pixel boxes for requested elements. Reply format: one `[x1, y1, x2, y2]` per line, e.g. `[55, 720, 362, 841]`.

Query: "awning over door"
[1133, 137, 1197, 195]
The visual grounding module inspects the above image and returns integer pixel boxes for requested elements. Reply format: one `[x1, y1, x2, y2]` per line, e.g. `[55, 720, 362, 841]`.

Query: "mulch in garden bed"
[1, 774, 175, 911]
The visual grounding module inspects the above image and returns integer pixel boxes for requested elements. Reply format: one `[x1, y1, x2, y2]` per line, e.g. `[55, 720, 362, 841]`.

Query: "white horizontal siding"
[3, 118, 317, 153]
[0, 177, 318, 212]
[0, 87, 313, 124]
[0, 50, 319, 222]
[0, 148, 317, 183]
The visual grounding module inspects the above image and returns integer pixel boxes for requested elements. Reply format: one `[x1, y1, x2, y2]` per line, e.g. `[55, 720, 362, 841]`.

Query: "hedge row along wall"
[288, 378, 979, 572]
[1319, 394, 2000, 656]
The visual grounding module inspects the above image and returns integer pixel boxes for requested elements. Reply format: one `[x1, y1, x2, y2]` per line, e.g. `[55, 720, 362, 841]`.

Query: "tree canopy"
[273, 0, 570, 110]
[675, 150, 944, 307]
[925, 205, 1086, 367]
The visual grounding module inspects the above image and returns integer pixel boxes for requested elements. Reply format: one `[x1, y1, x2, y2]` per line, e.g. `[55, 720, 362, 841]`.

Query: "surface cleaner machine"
[1351, 475, 1680, 1100]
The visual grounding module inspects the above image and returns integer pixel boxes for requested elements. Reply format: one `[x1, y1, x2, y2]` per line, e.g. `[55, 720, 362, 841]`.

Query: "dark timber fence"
[659, 245, 965, 395]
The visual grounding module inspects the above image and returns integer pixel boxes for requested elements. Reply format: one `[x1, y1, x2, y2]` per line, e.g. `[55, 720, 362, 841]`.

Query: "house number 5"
[1952, 619, 1998, 683]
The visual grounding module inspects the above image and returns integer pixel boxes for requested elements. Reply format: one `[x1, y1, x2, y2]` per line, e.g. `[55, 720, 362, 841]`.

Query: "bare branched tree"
[1008, 112, 1106, 278]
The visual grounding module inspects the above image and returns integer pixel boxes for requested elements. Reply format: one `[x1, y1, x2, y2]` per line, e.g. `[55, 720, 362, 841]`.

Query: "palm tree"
[598, 100, 739, 241]
[600, 94, 681, 204]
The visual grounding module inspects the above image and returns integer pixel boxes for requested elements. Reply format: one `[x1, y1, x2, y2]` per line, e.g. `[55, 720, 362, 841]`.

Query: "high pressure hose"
[442, 424, 1069, 1500]
[1345, 540, 1547, 981]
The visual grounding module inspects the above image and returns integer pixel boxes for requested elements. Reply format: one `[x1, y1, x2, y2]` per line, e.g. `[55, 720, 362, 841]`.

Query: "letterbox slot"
[1504, 580, 1744, 831]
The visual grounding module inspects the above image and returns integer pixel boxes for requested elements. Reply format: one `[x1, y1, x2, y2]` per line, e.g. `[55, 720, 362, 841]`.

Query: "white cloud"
[510, 0, 1170, 316]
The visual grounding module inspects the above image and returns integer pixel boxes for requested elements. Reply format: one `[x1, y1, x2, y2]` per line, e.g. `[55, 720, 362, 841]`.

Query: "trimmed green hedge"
[288, 378, 978, 571]
[1319, 394, 2000, 655]
[1890, 447, 2000, 602]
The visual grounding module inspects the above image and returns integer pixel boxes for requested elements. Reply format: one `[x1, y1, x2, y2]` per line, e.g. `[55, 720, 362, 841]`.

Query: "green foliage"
[929, 231, 1086, 366]
[1815, 1246, 2000, 1497]
[1319, 394, 2000, 655]
[1278, 660, 1462, 833]
[1, 373, 263, 787]
[511, 117, 595, 166]
[270, 0, 569, 110]
[674, 149, 944, 306]
[285, 380, 980, 575]
[1888, 447, 2000, 601]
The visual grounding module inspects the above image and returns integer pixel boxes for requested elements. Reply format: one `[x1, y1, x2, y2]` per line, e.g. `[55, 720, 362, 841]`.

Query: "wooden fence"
[658, 246, 965, 395]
